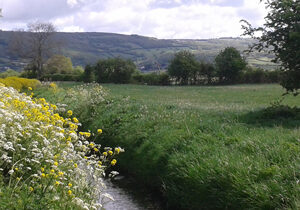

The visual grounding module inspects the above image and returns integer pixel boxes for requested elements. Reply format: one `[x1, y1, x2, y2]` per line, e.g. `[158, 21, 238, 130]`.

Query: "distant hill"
[0, 31, 278, 72]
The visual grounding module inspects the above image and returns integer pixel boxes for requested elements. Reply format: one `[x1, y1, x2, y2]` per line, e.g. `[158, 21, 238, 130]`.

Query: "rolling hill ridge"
[0, 31, 277, 72]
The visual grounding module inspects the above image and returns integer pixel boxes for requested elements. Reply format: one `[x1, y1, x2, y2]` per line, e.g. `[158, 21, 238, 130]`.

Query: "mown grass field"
[35, 83, 300, 210]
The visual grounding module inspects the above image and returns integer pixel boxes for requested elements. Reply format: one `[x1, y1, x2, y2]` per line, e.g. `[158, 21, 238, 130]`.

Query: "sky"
[0, 0, 267, 39]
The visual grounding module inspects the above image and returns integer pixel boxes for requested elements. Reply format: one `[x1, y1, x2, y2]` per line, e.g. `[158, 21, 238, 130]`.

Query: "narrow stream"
[102, 177, 163, 210]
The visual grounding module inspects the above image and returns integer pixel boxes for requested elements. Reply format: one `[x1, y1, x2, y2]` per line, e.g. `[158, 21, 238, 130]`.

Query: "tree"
[94, 58, 136, 84]
[200, 62, 216, 84]
[10, 22, 59, 78]
[168, 50, 199, 85]
[215, 47, 247, 83]
[45, 55, 73, 74]
[83, 65, 95, 83]
[241, 0, 300, 95]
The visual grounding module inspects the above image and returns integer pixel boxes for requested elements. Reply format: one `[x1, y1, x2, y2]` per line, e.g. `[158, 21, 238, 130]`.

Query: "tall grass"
[36, 83, 300, 209]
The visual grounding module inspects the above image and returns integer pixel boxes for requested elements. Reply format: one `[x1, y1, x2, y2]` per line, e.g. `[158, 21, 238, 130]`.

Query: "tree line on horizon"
[1, 0, 299, 94]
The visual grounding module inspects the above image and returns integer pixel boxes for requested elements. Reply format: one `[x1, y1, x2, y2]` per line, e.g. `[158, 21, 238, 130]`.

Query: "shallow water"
[102, 177, 162, 210]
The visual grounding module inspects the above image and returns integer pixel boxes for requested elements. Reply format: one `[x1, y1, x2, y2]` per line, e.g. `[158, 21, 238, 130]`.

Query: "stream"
[102, 176, 163, 210]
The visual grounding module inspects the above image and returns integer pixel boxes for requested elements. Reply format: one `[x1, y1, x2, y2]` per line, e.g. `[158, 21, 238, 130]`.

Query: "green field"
[35, 84, 300, 209]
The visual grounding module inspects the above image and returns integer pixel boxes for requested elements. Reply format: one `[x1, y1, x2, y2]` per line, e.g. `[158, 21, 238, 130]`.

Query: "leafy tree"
[199, 62, 216, 84]
[73, 66, 84, 75]
[168, 50, 198, 85]
[45, 55, 73, 74]
[94, 58, 136, 84]
[215, 47, 247, 83]
[10, 22, 60, 78]
[241, 0, 300, 95]
[83, 65, 95, 83]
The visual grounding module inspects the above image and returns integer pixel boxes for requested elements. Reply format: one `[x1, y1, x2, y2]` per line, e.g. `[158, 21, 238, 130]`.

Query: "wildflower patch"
[0, 85, 123, 209]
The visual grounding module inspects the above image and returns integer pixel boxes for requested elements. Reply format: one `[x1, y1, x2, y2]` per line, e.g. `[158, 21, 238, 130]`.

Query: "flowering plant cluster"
[0, 77, 40, 91]
[0, 83, 123, 209]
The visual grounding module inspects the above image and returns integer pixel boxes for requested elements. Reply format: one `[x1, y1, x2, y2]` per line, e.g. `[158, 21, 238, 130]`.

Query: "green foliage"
[41, 74, 82, 81]
[73, 65, 84, 75]
[0, 69, 20, 78]
[37, 83, 300, 210]
[132, 71, 170, 85]
[82, 65, 96, 83]
[215, 47, 247, 83]
[241, 0, 300, 95]
[168, 50, 199, 85]
[45, 55, 73, 74]
[94, 58, 136, 84]
[239, 67, 281, 84]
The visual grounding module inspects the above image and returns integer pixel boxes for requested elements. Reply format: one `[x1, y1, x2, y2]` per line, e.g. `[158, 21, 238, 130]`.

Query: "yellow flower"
[108, 150, 113, 156]
[41, 167, 45, 172]
[15, 167, 19, 171]
[50, 169, 55, 173]
[97, 129, 103, 134]
[94, 148, 99, 152]
[29, 187, 34, 192]
[74, 163, 78, 168]
[16, 177, 21, 181]
[41, 173, 46, 178]
[28, 87, 32, 91]
[58, 171, 64, 176]
[72, 117, 79, 123]
[68, 183, 72, 187]
[111, 159, 117, 166]
[54, 161, 58, 166]
[85, 132, 91, 138]
[68, 190, 72, 195]
[115, 148, 120, 154]
[103, 152, 108, 156]
[98, 161, 102, 165]
[67, 110, 73, 116]
[55, 181, 60, 186]
[84, 156, 88, 159]
[89, 142, 94, 147]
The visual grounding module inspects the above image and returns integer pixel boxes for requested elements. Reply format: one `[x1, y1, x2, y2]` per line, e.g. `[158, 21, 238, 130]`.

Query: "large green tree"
[215, 47, 247, 83]
[168, 50, 199, 85]
[241, 0, 300, 95]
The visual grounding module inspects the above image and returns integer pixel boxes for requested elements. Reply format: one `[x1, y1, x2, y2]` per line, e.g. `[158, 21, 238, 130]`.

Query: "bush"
[0, 69, 20, 78]
[0, 77, 41, 91]
[133, 72, 170, 85]
[41, 74, 82, 82]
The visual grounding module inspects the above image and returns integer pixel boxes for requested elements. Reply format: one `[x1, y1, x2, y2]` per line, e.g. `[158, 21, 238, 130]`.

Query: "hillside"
[0, 31, 278, 72]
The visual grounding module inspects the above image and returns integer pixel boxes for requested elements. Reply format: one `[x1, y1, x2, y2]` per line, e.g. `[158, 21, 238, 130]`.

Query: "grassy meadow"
[34, 83, 300, 209]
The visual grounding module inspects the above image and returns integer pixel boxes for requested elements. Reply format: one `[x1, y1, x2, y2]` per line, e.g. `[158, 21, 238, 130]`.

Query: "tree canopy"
[168, 50, 199, 85]
[241, 0, 300, 95]
[93, 58, 136, 84]
[45, 55, 73, 74]
[215, 47, 247, 83]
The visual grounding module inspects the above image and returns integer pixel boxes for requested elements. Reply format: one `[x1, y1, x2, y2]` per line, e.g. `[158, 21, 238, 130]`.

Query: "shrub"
[0, 77, 41, 91]
[0, 69, 20, 78]
[132, 72, 170, 85]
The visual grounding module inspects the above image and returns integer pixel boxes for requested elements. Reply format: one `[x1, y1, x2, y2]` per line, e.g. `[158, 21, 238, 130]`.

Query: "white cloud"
[0, 0, 267, 39]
